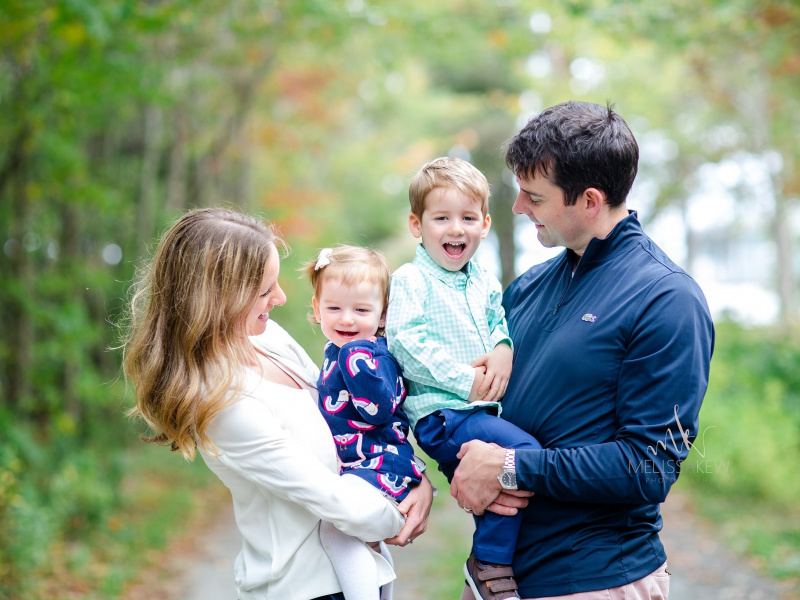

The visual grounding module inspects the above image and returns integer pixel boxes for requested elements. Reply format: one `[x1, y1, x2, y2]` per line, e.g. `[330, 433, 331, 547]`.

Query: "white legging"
[319, 520, 395, 600]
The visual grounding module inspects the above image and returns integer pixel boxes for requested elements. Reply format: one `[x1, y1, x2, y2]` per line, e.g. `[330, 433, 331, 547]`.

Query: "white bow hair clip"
[315, 248, 333, 270]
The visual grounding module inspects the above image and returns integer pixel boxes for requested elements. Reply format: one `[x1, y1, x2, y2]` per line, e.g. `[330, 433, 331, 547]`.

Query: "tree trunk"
[59, 203, 81, 425]
[137, 105, 162, 252]
[732, 62, 795, 325]
[3, 131, 34, 410]
[167, 108, 188, 210]
[772, 191, 795, 325]
[232, 128, 252, 210]
[681, 197, 697, 276]
[493, 183, 517, 288]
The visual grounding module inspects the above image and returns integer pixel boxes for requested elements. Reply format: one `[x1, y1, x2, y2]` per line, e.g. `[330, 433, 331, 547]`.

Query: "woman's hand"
[385, 474, 434, 547]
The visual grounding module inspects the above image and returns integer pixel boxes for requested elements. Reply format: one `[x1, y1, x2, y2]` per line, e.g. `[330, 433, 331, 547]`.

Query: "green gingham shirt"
[386, 244, 512, 429]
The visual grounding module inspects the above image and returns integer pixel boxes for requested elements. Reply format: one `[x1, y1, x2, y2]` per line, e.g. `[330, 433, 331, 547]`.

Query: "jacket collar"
[571, 210, 644, 267]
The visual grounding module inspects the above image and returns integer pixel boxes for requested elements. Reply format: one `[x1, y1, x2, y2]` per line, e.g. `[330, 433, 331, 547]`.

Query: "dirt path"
[390, 491, 798, 599]
[655, 493, 797, 600]
[139, 491, 797, 600]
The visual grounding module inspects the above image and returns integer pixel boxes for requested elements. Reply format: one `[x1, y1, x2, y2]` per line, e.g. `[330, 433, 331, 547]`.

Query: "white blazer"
[200, 320, 403, 599]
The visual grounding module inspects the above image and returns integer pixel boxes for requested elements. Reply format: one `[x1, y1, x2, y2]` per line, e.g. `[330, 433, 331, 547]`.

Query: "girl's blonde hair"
[303, 245, 391, 337]
[123, 207, 283, 459]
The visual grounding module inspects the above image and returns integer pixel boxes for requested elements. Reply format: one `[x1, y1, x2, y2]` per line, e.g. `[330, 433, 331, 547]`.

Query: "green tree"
[563, 0, 800, 324]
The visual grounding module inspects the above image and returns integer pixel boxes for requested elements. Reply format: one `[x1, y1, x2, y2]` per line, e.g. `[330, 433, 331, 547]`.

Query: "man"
[451, 101, 715, 600]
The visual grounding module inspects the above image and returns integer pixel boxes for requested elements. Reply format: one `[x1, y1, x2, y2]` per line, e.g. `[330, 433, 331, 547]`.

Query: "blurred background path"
[128, 490, 796, 600]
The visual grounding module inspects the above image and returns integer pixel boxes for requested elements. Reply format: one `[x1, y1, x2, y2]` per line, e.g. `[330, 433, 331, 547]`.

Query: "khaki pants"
[460, 562, 670, 600]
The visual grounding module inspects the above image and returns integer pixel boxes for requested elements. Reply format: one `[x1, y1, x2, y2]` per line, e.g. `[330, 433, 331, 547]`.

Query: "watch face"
[501, 471, 517, 488]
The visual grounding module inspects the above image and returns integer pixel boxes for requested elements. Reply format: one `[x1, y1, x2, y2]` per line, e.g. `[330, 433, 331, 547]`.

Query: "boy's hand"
[471, 343, 512, 402]
[467, 366, 487, 401]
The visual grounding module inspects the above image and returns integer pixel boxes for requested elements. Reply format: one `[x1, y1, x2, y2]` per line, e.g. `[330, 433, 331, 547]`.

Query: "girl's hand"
[384, 474, 434, 546]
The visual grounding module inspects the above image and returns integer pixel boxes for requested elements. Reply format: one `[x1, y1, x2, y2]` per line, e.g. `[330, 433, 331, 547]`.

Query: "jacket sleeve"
[208, 395, 404, 541]
[386, 268, 474, 398]
[516, 274, 715, 504]
[337, 340, 402, 425]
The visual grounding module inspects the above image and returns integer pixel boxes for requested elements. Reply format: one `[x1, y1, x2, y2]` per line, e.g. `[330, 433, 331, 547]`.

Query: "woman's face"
[246, 247, 286, 337]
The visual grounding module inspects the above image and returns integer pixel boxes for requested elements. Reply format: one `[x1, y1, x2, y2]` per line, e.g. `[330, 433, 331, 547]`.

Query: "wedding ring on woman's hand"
[407, 538, 413, 544]
[463, 507, 473, 514]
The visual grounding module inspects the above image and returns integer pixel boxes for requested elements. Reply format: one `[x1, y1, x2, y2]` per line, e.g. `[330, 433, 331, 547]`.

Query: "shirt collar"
[413, 244, 473, 284]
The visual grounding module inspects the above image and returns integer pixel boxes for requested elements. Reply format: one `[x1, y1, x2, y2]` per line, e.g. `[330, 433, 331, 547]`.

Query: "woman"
[123, 208, 434, 599]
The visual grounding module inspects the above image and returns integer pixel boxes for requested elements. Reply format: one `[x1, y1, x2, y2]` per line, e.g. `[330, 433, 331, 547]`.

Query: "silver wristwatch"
[497, 449, 518, 490]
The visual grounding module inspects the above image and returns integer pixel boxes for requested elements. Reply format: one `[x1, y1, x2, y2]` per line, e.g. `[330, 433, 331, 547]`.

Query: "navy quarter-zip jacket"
[501, 212, 715, 597]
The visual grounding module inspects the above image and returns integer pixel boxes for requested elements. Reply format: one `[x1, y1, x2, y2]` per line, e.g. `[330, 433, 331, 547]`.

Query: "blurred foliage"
[678, 321, 800, 581]
[0, 0, 540, 595]
[1, 0, 800, 596]
[682, 321, 800, 504]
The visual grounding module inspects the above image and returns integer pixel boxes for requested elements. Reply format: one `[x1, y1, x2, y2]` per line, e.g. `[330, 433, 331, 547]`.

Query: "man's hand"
[385, 474, 433, 546]
[471, 343, 512, 401]
[467, 366, 487, 401]
[450, 440, 508, 515]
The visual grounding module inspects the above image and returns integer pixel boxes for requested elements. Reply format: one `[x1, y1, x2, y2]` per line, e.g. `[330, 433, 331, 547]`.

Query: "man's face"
[512, 171, 582, 252]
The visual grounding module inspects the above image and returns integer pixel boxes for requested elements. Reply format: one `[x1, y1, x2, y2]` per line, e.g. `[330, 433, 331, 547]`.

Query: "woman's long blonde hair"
[123, 208, 282, 459]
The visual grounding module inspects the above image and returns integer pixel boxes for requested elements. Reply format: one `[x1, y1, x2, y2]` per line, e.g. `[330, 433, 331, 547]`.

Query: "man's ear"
[408, 212, 423, 239]
[582, 188, 606, 218]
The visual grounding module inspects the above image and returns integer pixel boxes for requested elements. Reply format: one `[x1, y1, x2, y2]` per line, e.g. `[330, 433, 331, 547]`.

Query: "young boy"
[386, 157, 542, 600]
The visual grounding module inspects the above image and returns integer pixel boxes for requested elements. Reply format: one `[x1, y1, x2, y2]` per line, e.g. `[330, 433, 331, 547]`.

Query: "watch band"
[498, 448, 518, 490]
[504, 448, 516, 471]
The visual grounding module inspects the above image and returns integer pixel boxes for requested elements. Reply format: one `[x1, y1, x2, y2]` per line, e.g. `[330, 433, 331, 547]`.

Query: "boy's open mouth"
[443, 242, 466, 258]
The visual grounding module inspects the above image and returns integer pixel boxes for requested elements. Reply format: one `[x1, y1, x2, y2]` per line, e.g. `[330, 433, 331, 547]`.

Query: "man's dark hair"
[505, 101, 639, 208]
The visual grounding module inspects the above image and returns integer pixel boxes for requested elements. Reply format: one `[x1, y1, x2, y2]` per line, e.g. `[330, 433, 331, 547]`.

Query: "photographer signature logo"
[629, 405, 727, 479]
[647, 404, 714, 458]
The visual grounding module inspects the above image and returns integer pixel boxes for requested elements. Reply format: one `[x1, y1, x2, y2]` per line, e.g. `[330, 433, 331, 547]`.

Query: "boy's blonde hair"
[304, 245, 391, 337]
[123, 207, 284, 459]
[408, 156, 490, 218]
